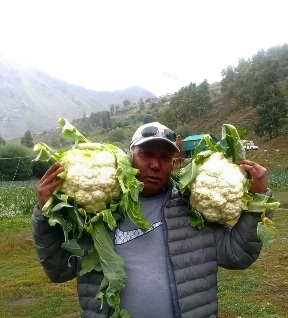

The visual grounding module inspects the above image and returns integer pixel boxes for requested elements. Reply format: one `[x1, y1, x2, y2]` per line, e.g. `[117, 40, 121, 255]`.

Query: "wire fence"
[0, 155, 48, 182]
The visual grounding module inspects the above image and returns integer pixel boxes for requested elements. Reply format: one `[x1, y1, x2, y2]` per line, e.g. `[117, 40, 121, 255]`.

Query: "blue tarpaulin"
[182, 134, 217, 152]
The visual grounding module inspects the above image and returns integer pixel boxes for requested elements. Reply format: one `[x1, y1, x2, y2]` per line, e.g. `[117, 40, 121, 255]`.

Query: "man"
[32, 122, 269, 318]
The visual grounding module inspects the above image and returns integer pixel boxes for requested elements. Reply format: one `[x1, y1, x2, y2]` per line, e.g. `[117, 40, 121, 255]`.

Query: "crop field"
[0, 180, 37, 218]
[0, 174, 287, 318]
[268, 169, 288, 190]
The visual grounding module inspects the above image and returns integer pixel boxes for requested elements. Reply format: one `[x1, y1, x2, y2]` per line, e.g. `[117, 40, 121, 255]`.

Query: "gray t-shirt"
[114, 191, 174, 318]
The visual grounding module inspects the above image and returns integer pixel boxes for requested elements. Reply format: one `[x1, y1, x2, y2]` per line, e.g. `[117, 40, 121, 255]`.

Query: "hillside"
[184, 85, 288, 170]
[0, 55, 155, 140]
[30, 86, 288, 171]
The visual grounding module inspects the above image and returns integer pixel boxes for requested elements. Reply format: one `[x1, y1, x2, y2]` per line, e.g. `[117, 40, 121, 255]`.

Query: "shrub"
[0, 144, 34, 181]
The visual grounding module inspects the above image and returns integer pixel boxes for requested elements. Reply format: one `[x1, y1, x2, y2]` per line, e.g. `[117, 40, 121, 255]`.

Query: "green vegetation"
[166, 80, 212, 127]
[0, 144, 34, 181]
[21, 130, 34, 148]
[0, 144, 50, 181]
[0, 173, 288, 317]
[4, 44, 288, 178]
[59, 44, 288, 150]
[0, 135, 6, 145]
[0, 181, 37, 217]
[221, 44, 288, 140]
[268, 169, 288, 191]
[0, 215, 79, 318]
[218, 200, 288, 318]
[1, 43, 288, 317]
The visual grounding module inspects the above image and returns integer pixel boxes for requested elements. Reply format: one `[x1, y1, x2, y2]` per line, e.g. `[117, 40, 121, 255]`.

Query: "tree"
[175, 124, 192, 137]
[158, 107, 178, 130]
[220, 61, 254, 108]
[195, 80, 212, 116]
[168, 81, 212, 124]
[108, 127, 125, 142]
[232, 59, 254, 107]
[252, 60, 288, 139]
[220, 65, 236, 101]
[142, 114, 155, 124]
[101, 111, 112, 129]
[255, 93, 288, 139]
[89, 111, 112, 130]
[110, 104, 115, 116]
[169, 85, 195, 124]
[114, 105, 120, 114]
[139, 98, 145, 110]
[90, 112, 101, 128]
[123, 99, 131, 107]
[21, 130, 34, 148]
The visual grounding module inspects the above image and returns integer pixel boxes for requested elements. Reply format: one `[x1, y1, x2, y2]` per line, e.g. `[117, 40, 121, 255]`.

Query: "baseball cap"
[130, 122, 179, 152]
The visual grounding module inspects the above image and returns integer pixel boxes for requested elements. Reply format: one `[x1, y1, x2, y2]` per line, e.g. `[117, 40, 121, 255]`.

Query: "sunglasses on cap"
[140, 125, 176, 142]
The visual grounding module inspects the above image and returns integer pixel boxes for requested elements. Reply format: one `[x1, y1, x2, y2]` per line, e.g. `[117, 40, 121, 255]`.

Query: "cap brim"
[131, 136, 180, 152]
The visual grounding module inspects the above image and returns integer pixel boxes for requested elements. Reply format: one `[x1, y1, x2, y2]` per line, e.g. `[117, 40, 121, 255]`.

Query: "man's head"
[130, 122, 179, 153]
[130, 122, 179, 197]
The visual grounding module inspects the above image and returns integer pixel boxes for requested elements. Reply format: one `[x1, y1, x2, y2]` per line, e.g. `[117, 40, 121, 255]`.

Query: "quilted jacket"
[32, 181, 263, 318]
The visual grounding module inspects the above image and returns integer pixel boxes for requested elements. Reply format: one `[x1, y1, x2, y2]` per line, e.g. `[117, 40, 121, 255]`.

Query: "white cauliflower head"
[59, 148, 121, 213]
[190, 152, 247, 223]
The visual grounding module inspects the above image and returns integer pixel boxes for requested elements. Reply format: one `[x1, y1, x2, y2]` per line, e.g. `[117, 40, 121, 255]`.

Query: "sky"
[0, 0, 287, 96]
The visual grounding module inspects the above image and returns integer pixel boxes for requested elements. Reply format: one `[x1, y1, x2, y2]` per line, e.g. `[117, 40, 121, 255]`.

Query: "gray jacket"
[32, 182, 263, 318]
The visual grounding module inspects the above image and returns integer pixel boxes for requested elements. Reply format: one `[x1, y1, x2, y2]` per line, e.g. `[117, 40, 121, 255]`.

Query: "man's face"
[131, 140, 175, 197]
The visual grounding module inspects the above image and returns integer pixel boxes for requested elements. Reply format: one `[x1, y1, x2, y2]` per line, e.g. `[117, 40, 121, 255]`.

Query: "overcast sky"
[0, 0, 287, 96]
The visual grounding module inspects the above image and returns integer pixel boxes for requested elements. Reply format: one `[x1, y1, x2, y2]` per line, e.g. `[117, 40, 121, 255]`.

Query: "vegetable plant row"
[0, 180, 37, 218]
[268, 169, 288, 189]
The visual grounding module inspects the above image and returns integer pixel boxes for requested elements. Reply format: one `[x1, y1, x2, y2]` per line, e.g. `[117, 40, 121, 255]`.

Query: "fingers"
[239, 160, 267, 175]
[238, 159, 268, 194]
[36, 162, 64, 209]
[40, 162, 61, 181]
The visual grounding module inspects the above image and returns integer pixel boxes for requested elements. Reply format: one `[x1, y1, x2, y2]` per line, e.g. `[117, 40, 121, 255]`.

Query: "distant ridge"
[0, 55, 155, 140]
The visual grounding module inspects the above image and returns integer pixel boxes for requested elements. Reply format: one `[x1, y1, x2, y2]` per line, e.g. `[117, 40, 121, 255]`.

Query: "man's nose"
[150, 157, 161, 169]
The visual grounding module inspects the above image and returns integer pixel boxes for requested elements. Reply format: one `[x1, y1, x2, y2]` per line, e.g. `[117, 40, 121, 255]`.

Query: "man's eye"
[139, 150, 150, 157]
[162, 154, 173, 161]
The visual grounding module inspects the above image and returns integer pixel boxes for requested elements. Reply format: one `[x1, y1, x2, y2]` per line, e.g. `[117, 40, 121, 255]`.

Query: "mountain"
[0, 55, 155, 140]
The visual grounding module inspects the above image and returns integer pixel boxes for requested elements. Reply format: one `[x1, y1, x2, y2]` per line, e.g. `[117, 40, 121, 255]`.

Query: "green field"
[0, 180, 287, 318]
[218, 203, 288, 318]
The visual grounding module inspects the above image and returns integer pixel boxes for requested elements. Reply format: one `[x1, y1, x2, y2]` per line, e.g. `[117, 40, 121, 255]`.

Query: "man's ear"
[172, 158, 176, 167]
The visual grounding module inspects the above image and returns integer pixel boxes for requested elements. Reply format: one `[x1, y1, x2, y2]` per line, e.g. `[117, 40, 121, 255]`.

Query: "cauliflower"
[59, 148, 121, 213]
[177, 124, 280, 249]
[33, 118, 150, 231]
[33, 118, 155, 317]
[190, 152, 247, 223]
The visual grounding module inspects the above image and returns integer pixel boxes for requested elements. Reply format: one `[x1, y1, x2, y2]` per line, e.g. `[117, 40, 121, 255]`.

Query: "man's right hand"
[36, 162, 64, 209]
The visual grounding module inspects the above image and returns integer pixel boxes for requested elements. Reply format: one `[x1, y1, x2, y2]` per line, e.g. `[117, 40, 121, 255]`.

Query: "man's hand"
[238, 160, 268, 194]
[36, 162, 64, 209]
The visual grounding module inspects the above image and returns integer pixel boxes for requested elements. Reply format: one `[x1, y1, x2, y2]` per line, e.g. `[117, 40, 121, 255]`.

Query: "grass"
[0, 181, 287, 317]
[0, 181, 80, 318]
[218, 206, 288, 318]
[0, 215, 80, 318]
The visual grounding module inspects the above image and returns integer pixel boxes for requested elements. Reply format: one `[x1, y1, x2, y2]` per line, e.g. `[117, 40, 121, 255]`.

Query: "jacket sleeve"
[31, 204, 78, 283]
[214, 212, 263, 269]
